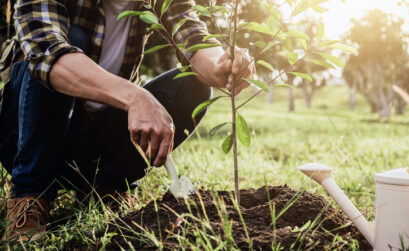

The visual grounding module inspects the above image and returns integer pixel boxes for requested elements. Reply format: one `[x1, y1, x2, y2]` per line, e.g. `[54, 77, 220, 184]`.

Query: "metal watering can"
[298, 163, 409, 250]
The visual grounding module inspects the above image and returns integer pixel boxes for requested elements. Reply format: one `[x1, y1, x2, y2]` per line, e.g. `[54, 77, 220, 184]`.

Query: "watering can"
[298, 163, 409, 250]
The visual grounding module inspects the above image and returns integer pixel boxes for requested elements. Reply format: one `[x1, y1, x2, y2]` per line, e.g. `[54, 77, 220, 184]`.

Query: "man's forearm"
[49, 53, 139, 111]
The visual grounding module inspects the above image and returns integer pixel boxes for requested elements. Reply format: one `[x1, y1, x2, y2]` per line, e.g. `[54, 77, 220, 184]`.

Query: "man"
[0, 0, 254, 242]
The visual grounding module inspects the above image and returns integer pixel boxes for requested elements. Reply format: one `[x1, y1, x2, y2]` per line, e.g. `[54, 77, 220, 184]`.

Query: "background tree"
[343, 9, 408, 118]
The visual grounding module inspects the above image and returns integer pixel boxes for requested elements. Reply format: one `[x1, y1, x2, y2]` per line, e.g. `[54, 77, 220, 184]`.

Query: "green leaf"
[210, 123, 229, 136]
[140, 12, 158, 24]
[118, 10, 143, 20]
[286, 30, 310, 41]
[292, 0, 310, 16]
[318, 40, 339, 48]
[179, 65, 190, 72]
[316, 22, 325, 41]
[275, 83, 292, 88]
[300, 39, 307, 51]
[243, 78, 270, 93]
[262, 41, 280, 53]
[194, 5, 211, 17]
[311, 5, 325, 13]
[161, 0, 173, 16]
[177, 42, 187, 49]
[236, 114, 251, 147]
[203, 34, 222, 41]
[173, 72, 197, 80]
[143, 44, 170, 54]
[288, 52, 298, 65]
[257, 60, 274, 71]
[192, 96, 224, 118]
[150, 24, 164, 30]
[266, 16, 277, 31]
[241, 22, 273, 35]
[254, 41, 266, 49]
[262, 2, 279, 20]
[308, 59, 335, 69]
[185, 43, 222, 53]
[172, 18, 188, 36]
[222, 135, 233, 154]
[328, 43, 358, 55]
[289, 72, 312, 82]
[318, 53, 344, 67]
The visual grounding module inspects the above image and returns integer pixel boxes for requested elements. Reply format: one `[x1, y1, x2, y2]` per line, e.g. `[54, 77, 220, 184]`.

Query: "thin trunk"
[230, 0, 240, 205]
[394, 83, 406, 115]
[288, 88, 295, 112]
[267, 88, 274, 104]
[302, 81, 315, 108]
[374, 64, 390, 118]
[349, 82, 357, 110]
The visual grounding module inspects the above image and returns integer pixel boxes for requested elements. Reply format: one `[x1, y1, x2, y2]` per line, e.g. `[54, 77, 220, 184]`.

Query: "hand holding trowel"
[132, 140, 195, 199]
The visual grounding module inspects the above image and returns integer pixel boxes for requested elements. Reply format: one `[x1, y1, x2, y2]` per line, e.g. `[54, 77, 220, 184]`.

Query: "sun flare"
[321, 0, 406, 39]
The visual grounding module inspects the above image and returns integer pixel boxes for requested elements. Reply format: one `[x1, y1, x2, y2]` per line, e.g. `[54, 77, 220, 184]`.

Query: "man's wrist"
[120, 81, 143, 112]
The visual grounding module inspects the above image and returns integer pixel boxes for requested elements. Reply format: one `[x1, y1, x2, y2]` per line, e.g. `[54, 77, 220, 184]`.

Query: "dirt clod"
[94, 186, 372, 250]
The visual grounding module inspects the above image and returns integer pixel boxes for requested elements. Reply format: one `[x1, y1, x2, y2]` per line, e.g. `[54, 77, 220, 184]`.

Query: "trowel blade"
[168, 176, 196, 199]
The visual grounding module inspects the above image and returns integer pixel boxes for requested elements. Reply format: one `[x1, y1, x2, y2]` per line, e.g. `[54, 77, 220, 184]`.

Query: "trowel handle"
[165, 154, 179, 182]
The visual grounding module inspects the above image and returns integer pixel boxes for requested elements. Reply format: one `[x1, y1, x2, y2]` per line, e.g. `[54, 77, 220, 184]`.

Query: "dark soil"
[72, 185, 372, 250]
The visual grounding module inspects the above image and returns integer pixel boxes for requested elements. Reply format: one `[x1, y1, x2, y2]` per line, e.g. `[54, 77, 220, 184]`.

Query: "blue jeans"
[0, 27, 211, 201]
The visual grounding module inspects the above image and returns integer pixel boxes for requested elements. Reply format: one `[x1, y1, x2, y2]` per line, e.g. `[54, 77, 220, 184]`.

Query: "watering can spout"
[298, 163, 375, 248]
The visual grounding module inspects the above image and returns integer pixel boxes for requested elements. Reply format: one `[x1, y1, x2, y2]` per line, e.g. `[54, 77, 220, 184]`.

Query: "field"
[2, 85, 409, 249]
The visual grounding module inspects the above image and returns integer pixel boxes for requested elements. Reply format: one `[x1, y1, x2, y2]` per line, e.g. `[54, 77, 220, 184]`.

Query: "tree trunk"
[349, 82, 357, 110]
[288, 88, 295, 112]
[374, 65, 390, 118]
[394, 84, 406, 115]
[302, 81, 315, 108]
[267, 88, 274, 104]
[395, 97, 406, 115]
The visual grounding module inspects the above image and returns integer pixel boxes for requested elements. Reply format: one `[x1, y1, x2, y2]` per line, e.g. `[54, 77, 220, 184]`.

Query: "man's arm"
[157, 0, 255, 93]
[50, 53, 174, 167]
[14, 0, 174, 166]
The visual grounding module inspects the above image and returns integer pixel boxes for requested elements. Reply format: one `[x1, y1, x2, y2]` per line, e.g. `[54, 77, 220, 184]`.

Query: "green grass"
[2, 85, 409, 249]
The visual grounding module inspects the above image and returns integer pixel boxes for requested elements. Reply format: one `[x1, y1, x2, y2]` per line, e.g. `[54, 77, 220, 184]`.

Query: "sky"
[321, 0, 407, 40]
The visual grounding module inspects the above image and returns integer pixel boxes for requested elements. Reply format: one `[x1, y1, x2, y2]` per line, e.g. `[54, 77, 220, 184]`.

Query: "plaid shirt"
[1, 0, 217, 90]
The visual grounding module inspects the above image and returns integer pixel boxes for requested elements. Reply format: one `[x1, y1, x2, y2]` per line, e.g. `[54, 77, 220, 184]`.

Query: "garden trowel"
[165, 154, 196, 199]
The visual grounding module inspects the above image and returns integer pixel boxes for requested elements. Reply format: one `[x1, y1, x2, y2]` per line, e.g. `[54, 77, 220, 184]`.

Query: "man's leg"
[7, 61, 75, 200]
[0, 25, 88, 241]
[0, 61, 75, 241]
[90, 69, 212, 192]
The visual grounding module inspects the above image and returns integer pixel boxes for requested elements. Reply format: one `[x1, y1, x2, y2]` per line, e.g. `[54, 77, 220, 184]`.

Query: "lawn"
[2, 84, 409, 249]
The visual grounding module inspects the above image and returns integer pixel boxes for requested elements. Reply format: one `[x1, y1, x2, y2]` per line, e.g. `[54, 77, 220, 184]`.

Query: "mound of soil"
[101, 185, 371, 250]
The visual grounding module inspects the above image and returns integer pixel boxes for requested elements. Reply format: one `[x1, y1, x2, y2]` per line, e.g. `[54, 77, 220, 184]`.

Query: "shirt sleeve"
[14, 0, 83, 89]
[155, 0, 220, 65]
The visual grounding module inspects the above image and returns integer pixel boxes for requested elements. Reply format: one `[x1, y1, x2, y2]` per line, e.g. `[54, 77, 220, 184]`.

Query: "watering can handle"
[165, 154, 180, 183]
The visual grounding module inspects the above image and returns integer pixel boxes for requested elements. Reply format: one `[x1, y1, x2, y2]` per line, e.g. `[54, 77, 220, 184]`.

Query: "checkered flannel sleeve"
[155, 0, 220, 65]
[14, 0, 83, 89]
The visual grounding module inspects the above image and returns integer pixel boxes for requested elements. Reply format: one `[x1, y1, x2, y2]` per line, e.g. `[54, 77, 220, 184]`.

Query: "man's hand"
[191, 46, 256, 95]
[127, 87, 175, 167]
[51, 53, 175, 167]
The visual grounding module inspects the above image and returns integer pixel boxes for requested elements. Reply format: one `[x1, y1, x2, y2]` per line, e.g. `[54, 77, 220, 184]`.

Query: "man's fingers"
[131, 131, 141, 147]
[232, 49, 244, 75]
[234, 81, 250, 96]
[216, 50, 230, 64]
[215, 59, 232, 77]
[154, 134, 172, 167]
[148, 130, 161, 161]
[139, 131, 149, 156]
